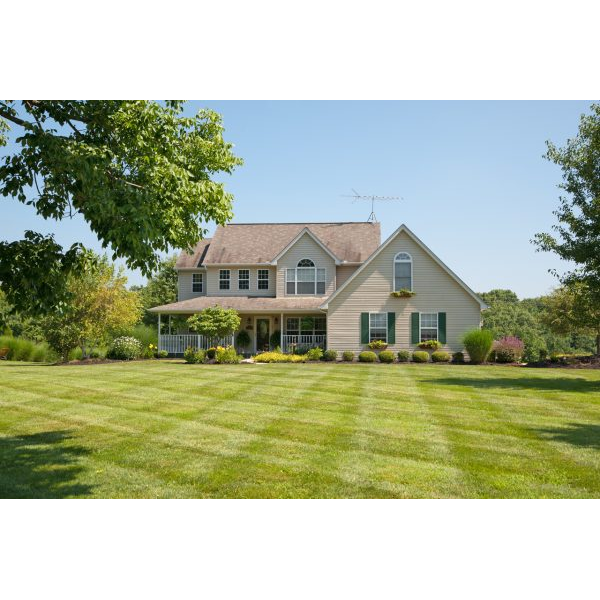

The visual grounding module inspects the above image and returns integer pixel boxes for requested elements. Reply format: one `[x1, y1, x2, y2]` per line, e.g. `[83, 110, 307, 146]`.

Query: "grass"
[1, 361, 599, 498]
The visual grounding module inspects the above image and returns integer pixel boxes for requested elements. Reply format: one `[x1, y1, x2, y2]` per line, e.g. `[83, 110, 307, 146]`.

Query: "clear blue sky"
[0, 101, 591, 298]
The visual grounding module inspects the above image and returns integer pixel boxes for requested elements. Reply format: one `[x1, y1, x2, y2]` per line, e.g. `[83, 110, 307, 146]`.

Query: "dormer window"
[394, 252, 412, 291]
[286, 259, 326, 295]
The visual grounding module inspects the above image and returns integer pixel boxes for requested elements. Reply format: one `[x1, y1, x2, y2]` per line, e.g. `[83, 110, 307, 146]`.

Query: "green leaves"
[0, 101, 242, 314]
[187, 306, 241, 341]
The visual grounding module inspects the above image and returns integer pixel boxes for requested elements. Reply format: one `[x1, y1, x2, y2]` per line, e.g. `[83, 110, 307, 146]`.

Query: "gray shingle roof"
[175, 222, 380, 268]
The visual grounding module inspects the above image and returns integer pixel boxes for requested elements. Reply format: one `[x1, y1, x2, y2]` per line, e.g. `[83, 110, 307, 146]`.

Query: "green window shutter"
[360, 313, 369, 344]
[411, 312, 420, 345]
[387, 312, 396, 344]
[438, 312, 447, 344]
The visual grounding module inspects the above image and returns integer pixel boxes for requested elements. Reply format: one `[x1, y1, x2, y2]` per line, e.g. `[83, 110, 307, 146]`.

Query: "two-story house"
[150, 222, 487, 355]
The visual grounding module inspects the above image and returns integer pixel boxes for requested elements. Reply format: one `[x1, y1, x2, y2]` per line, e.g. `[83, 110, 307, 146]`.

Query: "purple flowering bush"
[493, 336, 524, 363]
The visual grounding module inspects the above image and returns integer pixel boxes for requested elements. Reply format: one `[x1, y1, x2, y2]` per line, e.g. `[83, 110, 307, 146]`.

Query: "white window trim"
[192, 272, 203, 293]
[394, 252, 413, 291]
[419, 312, 439, 342]
[369, 311, 388, 343]
[286, 260, 326, 295]
[238, 269, 250, 291]
[257, 269, 269, 290]
[219, 269, 231, 290]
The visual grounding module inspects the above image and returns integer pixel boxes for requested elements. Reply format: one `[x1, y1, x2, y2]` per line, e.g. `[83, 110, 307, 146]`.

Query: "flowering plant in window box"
[390, 289, 416, 298]
[417, 339, 442, 351]
[367, 340, 388, 350]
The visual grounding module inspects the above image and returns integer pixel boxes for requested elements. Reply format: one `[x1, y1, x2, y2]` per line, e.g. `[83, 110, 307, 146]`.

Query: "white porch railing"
[159, 334, 234, 355]
[282, 334, 326, 353]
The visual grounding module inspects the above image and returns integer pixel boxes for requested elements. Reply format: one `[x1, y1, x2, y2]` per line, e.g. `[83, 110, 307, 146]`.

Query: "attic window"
[394, 252, 412, 291]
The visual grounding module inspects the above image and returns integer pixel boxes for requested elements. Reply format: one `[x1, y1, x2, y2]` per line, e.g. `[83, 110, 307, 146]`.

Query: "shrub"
[269, 330, 281, 350]
[412, 351, 429, 363]
[254, 352, 307, 363]
[236, 330, 251, 351]
[417, 339, 442, 350]
[431, 351, 451, 363]
[157, 350, 168, 358]
[322, 349, 338, 362]
[128, 323, 158, 348]
[493, 336, 524, 363]
[358, 351, 377, 363]
[68, 347, 83, 361]
[367, 340, 388, 350]
[397, 350, 410, 362]
[462, 329, 494, 364]
[206, 347, 217, 360]
[307, 347, 323, 361]
[107, 336, 142, 360]
[378, 350, 395, 363]
[184, 347, 205, 364]
[215, 345, 241, 364]
[342, 351, 354, 362]
[452, 351, 465, 364]
[141, 343, 156, 359]
[88, 348, 102, 359]
[0, 336, 56, 363]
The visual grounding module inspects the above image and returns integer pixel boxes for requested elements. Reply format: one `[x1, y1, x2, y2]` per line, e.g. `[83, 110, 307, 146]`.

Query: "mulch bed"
[526, 355, 600, 369]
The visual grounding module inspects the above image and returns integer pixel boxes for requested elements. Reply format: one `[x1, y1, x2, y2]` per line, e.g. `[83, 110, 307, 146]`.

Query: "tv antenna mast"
[342, 189, 402, 223]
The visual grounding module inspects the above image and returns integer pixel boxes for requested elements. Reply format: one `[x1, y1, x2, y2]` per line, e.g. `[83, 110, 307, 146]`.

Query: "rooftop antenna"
[342, 189, 402, 223]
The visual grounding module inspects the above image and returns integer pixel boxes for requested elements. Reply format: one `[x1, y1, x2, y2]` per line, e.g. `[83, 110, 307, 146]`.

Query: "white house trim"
[320, 224, 488, 310]
[270, 228, 341, 265]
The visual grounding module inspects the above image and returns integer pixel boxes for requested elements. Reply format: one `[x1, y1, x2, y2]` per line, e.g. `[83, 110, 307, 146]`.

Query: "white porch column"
[168, 314, 172, 335]
[280, 313, 283, 350]
[158, 313, 162, 352]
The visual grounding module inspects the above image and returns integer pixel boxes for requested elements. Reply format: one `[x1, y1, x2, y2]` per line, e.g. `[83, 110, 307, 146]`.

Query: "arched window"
[297, 258, 315, 267]
[394, 252, 412, 291]
[286, 258, 325, 294]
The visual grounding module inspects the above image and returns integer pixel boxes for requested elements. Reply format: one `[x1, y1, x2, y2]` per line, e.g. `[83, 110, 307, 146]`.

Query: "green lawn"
[1, 360, 599, 498]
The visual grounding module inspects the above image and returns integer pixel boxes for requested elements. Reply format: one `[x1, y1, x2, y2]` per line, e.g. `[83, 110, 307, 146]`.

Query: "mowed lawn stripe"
[1, 362, 599, 498]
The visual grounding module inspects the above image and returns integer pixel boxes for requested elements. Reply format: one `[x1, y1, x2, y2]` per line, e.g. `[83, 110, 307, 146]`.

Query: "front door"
[256, 318, 270, 352]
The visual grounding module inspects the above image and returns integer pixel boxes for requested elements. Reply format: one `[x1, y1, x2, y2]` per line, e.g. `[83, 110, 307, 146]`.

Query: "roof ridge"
[225, 221, 378, 225]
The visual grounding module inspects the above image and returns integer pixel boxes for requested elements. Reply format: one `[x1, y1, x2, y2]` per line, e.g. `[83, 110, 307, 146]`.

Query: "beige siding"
[205, 266, 276, 297]
[178, 270, 207, 301]
[327, 230, 482, 353]
[336, 265, 359, 288]
[276, 232, 336, 297]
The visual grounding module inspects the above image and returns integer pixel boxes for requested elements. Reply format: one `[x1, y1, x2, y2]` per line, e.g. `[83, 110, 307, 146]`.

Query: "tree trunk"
[596, 332, 600, 356]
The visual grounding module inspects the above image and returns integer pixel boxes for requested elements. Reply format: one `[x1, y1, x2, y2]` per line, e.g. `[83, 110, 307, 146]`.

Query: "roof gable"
[270, 228, 341, 264]
[321, 224, 488, 309]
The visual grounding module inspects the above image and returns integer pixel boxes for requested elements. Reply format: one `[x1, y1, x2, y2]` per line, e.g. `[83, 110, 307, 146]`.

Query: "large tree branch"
[0, 104, 33, 128]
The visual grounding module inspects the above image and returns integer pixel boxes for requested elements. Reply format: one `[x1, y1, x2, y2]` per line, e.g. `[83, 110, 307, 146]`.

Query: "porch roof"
[149, 296, 326, 314]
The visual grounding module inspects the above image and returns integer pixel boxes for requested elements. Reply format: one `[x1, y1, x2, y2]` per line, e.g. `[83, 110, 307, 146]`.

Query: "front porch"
[156, 312, 326, 355]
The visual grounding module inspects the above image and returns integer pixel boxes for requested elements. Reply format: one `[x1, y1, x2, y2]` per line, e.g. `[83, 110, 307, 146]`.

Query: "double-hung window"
[257, 269, 269, 290]
[286, 259, 326, 295]
[369, 313, 387, 342]
[238, 269, 250, 290]
[192, 272, 203, 293]
[219, 269, 230, 290]
[394, 252, 412, 291]
[420, 313, 438, 341]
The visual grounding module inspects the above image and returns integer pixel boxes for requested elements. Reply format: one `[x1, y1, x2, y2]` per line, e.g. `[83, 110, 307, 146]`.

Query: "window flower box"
[390, 289, 416, 298]
[367, 340, 388, 350]
[417, 339, 442, 351]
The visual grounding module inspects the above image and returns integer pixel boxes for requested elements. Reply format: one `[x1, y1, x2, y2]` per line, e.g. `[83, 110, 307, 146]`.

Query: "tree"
[187, 306, 240, 345]
[0, 100, 242, 314]
[41, 256, 142, 360]
[133, 256, 178, 325]
[541, 284, 600, 354]
[533, 103, 600, 351]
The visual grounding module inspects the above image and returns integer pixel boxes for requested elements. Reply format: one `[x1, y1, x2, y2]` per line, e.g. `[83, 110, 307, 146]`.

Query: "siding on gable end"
[205, 266, 276, 297]
[275, 232, 336, 297]
[335, 264, 359, 288]
[326, 230, 482, 352]
[178, 270, 207, 301]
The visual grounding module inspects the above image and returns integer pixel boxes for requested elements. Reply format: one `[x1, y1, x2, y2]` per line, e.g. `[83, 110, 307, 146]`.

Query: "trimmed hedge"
[431, 351, 451, 363]
[358, 351, 377, 363]
[322, 349, 338, 362]
[378, 350, 395, 363]
[342, 351, 354, 362]
[412, 351, 429, 363]
[397, 350, 410, 362]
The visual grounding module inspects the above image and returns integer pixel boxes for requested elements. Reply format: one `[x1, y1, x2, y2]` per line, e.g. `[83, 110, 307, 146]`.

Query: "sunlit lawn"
[1, 360, 599, 498]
